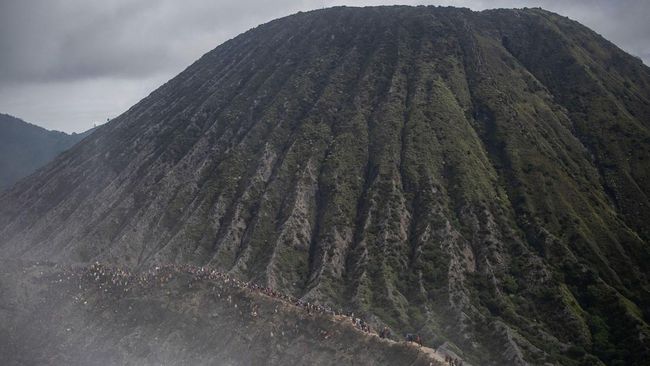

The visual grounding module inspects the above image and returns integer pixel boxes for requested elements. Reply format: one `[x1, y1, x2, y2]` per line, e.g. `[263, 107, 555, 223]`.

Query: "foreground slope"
[0, 260, 439, 366]
[0, 114, 90, 190]
[1, 6, 649, 365]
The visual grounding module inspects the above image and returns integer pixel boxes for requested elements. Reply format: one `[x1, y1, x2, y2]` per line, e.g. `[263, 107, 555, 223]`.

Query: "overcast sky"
[1, 0, 648, 133]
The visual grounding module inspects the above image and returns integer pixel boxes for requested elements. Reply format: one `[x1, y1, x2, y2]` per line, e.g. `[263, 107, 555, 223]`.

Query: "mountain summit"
[1, 6, 649, 365]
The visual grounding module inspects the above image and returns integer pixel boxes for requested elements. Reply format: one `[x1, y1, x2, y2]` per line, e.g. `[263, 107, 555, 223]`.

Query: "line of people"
[52, 262, 426, 351]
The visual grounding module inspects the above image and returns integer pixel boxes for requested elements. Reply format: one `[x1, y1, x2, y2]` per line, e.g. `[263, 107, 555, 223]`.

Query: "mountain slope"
[0, 260, 440, 366]
[0, 6, 649, 365]
[0, 113, 91, 190]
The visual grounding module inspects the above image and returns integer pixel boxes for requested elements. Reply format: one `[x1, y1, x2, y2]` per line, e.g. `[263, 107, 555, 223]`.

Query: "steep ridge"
[0, 113, 91, 190]
[0, 6, 649, 365]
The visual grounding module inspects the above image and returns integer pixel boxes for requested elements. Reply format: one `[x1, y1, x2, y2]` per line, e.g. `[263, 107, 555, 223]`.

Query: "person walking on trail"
[415, 334, 422, 347]
[405, 333, 422, 347]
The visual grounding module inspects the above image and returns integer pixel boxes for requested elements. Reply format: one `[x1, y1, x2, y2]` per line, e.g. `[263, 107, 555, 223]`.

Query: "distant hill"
[0, 113, 92, 190]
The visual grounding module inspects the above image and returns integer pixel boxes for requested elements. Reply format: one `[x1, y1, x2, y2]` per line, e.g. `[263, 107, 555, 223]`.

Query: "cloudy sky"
[1, 0, 648, 133]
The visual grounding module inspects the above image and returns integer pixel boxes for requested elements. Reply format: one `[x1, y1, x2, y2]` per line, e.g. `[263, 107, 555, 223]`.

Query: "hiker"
[405, 333, 422, 347]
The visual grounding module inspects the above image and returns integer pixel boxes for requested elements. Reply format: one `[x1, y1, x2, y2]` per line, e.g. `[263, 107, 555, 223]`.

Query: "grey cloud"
[0, 1, 170, 83]
[0, 0, 306, 84]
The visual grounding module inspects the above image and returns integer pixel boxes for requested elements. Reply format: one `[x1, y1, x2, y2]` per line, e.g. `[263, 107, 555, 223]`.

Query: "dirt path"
[419, 346, 447, 363]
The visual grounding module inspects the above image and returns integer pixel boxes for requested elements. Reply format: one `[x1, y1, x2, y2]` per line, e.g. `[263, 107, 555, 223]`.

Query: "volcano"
[1, 6, 649, 365]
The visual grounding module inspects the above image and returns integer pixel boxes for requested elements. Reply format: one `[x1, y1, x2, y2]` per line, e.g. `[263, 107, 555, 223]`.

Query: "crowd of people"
[58, 262, 383, 335]
[405, 333, 423, 347]
[51, 262, 436, 358]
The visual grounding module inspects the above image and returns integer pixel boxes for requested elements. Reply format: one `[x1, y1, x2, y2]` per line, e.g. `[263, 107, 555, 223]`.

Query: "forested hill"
[0, 113, 91, 190]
